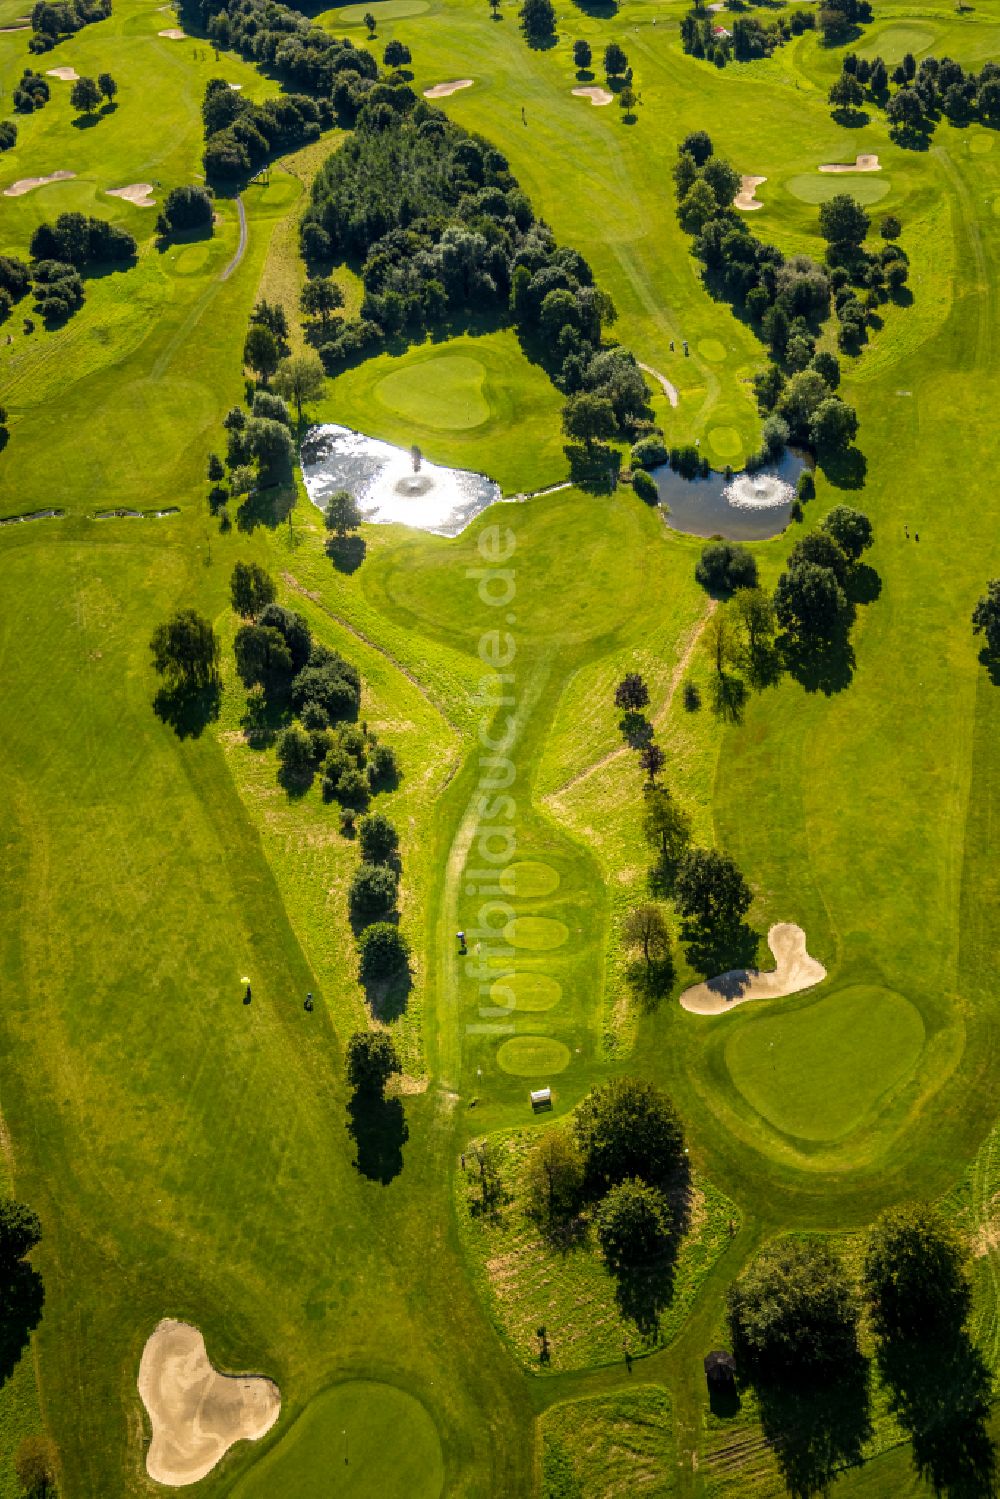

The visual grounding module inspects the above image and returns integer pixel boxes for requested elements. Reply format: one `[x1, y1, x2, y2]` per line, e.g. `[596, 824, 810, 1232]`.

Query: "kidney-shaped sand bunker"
[138, 1319, 280, 1486]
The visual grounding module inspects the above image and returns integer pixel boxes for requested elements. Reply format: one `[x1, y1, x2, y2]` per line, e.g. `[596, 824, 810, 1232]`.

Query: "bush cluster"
[832, 46, 1000, 142]
[156, 185, 213, 237]
[28, 0, 110, 52]
[13, 68, 50, 112]
[190, 0, 376, 97]
[681, 5, 820, 68]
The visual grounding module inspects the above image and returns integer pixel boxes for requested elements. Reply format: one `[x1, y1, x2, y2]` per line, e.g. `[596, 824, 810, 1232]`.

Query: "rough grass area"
[540, 1387, 677, 1498]
[456, 1127, 738, 1373]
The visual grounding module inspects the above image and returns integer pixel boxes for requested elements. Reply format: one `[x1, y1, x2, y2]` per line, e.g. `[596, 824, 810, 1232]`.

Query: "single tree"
[324, 488, 363, 537]
[489, 0, 501, 15]
[345, 1030, 401, 1096]
[363, 9, 376, 34]
[207, 452, 225, 482]
[349, 862, 399, 925]
[614, 672, 649, 712]
[695, 540, 758, 595]
[358, 811, 399, 865]
[788, 530, 850, 587]
[465, 1138, 505, 1214]
[675, 847, 752, 930]
[678, 178, 720, 235]
[14, 1435, 57, 1499]
[230, 560, 276, 618]
[275, 353, 326, 422]
[299, 276, 343, 330]
[642, 786, 692, 893]
[618, 84, 637, 117]
[623, 902, 671, 972]
[573, 38, 591, 71]
[525, 1128, 584, 1230]
[972, 579, 1000, 658]
[728, 1237, 861, 1380]
[596, 1178, 672, 1270]
[706, 606, 735, 678]
[573, 1076, 685, 1194]
[732, 586, 777, 670]
[774, 560, 846, 640]
[277, 722, 313, 780]
[821, 505, 873, 561]
[150, 609, 220, 688]
[680, 129, 713, 166]
[243, 322, 280, 385]
[358, 921, 410, 985]
[234, 623, 292, 687]
[97, 71, 117, 103]
[562, 391, 616, 448]
[639, 741, 666, 784]
[604, 41, 628, 77]
[809, 395, 859, 453]
[0, 1197, 41, 1273]
[69, 75, 101, 115]
[880, 213, 902, 240]
[519, 0, 555, 39]
[818, 193, 871, 250]
[383, 38, 411, 67]
[863, 1202, 971, 1346]
[828, 70, 864, 109]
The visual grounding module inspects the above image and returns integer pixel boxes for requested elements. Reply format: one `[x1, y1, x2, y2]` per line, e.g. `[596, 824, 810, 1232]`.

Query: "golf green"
[786, 175, 891, 206]
[338, 0, 429, 18]
[497, 1035, 571, 1075]
[491, 972, 562, 1012]
[707, 426, 742, 460]
[698, 338, 727, 363]
[858, 25, 936, 64]
[498, 861, 561, 899]
[724, 985, 926, 1142]
[503, 916, 569, 951]
[230, 1382, 444, 1499]
[375, 355, 490, 432]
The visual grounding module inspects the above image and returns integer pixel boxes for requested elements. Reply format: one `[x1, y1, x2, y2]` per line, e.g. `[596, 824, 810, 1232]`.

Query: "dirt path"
[219, 194, 247, 281]
[638, 360, 679, 408]
[544, 599, 716, 805]
[678, 923, 826, 1015]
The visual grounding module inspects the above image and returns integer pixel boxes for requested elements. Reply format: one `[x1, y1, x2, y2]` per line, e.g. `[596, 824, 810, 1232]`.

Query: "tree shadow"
[610, 1163, 691, 1341]
[277, 762, 314, 799]
[877, 1332, 996, 1498]
[625, 952, 676, 1013]
[326, 534, 366, 574]
[744, 642, 784, 691]
[831, 106, 871, 128]
[978, 647, 1000, 687]
[362, 967, 412, 1022]
[711, 671, 748, 724]
[682, 919, 760, 978]
[345, 1092, 408, 1184]
[524, 29, 558, 49]
[0, 1264, 44, 1388]
[71, 114, 100, 129]
[753, 1352, 872, 1499]
[152, 679, 221, 740]
[818, 445, 867, 490]
[619, 710, 653, 749]
[780, 626, 856, 696]
[565, 442, 621, 494]
[572, 0, 617, 13]
[236, 483, 295, 532]
[846, 563, 881, 607]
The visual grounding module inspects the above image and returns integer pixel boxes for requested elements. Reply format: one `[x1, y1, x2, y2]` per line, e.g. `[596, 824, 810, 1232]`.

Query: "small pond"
[653, 448, 809, 542]
[301, 424, 501, 538]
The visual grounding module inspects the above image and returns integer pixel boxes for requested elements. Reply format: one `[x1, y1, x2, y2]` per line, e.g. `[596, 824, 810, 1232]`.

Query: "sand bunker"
[46, 66, 79, 81]
[423, 78, 472, 99]
[158, 26, 186, 38]
[679, 923, 826, 1016]
[4, 170, 76, 197]
[107, 182, 155, 207]
[734, 174, 766, 211]
[572, 85, 613, 107]
[819, 153, 881, 173]
[638, 360, 679, 408]
[138, 1320, 280, 1487]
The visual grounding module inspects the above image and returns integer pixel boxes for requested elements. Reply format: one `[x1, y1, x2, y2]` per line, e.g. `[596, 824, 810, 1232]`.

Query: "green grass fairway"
[786, 174, 892, 206]
[724, 986, 926, 1143]
[230, 1382, 444, 1499]
[375, 353, 492, 431]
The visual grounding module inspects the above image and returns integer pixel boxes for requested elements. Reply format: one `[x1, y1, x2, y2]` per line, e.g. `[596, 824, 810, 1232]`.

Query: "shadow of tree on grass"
[877, 1332, 996, 1498]
[152, 679, 221, 740]
[346, 1093, 408, 1184]
[754, 1353, 872, 1499]
[0, 1264, 44, 1389]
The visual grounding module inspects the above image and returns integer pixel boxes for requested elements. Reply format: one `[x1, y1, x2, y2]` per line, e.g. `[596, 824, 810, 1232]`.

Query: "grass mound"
[492, 972, 563, 1013]
[503, 916, 569, 951]
[724, 985, 925, 1142]
[230, 1382, 444, 1498]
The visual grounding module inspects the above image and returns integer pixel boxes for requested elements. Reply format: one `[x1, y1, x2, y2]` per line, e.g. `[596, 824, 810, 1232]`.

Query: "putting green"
[497, 1035, 571, 1076]
[339, 0, 429, 19]
[169, 243, 213, 277]
[970, 133, 995, 156]
[375, 355, 490, 431]
[858, 25, 935, 63]
[724, 985, 925, 1143]
[503, 916, 569, 951]
[707, 426, 742, 460]
[491, 972, 562, 1012]
[499, 861, 561, 899]
[698, 338, 727, 363]
[230, 1382, 444, 1499]
[786, 175, 891, 206]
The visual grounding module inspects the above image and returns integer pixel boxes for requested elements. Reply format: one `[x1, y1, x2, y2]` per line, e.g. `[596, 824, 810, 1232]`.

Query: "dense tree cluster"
[728, 1237, 861, 1380]
[773, 504, 873, 642]
[28, 0, 110, 52]
[200, 75, 326, 181]
[30, 211, 136, 267]
[156, 184, 213, 237]
[302, 106, 647, 443]
[13, 68, 50, 112]
[188, 0, 375, 96]
[831, 46, 1000, 143]
[0, 253, 32, 323]
[681, 5, 819, 68]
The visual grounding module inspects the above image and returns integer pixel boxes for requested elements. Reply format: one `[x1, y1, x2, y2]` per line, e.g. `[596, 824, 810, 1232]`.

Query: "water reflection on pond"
[653, 448, 809, 541]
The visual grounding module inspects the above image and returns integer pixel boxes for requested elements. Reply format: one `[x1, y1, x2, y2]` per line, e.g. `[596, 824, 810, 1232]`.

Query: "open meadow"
[3, 0, 1000, 1494]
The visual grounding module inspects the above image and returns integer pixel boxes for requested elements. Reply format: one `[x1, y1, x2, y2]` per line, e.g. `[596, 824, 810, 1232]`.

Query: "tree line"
[0, 212, 137, 326]
[28, 0, 110, 53]
[200, 76, 326, 182]
[830, 46, 1000, 143]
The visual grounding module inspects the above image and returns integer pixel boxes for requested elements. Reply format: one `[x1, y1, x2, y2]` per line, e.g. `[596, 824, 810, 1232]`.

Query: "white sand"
[228, 81, 242, 90]
[107, 182, 155, 207]
[679, 923, 826, 1016]
[572, 85, 613, 106]
[423, 78, 473, 99]
[4, 170, 76, 197]
[638, 361, 679, 408]
[819, 153, 881, 173]
[158, 27, 186, 38]
[138, 1320, 280, 1487]
[46, 66, 79, 81]
[734, 174, 766, 211]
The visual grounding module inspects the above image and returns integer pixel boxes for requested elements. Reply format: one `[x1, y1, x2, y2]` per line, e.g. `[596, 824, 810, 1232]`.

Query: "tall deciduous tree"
[642, 787, 691, 892]
[275, 353, 326, 421]
[972, 579, 1000, 657]
[525, 1128, 584, 1229]
[675, 847, 752, 931]
[728, 1237, 861, 1379]
[69, 75, 101, 114]
[346, 1030, 401, 1095]
[863, 1203, 971, 1345]
[230, 560, 276, 618]
[243, 322, 280, 384]
[150, 609, 220, 688]
[573, 1076, 685, 1194]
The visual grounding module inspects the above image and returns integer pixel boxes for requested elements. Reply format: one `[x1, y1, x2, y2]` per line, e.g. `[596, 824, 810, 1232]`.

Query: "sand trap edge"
[678, 923, 826, 1017]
